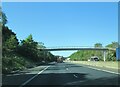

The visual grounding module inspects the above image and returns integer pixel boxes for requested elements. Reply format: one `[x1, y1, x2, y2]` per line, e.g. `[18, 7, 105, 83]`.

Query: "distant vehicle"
[57, 56, 63, 63]
[88, 56, 99, 61]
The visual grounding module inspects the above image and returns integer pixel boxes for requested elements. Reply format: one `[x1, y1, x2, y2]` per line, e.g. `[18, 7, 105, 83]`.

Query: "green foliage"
[17, 34, 56, 62]
[2, 26, 19, 55]
[106, 42, 118, 48]
[105, 42, 118, 61]
[2, 26, 18, 42]
[4, 35, 18, 50]
[2, 12, 7, 26]
[2, 25, 20, 73]
[69, 50, 103, 61]
[0, 10, 7, 26]
[106, 51, 116, 61]
[70, 42, 117, 61]
[94, 43, 102, 48]
[2, 12, 56, 74]
[18, 34, 39, 61]
[2, 52, 35, 74]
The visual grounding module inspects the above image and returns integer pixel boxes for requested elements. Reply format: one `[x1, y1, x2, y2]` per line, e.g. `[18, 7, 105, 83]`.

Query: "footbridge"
[38, 46, 116, 61]
[38, 46, 115, 51]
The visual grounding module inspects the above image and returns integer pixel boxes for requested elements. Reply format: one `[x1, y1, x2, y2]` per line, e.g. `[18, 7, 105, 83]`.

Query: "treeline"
[2, 12, 57, 73]
[69, 43, 118, 61]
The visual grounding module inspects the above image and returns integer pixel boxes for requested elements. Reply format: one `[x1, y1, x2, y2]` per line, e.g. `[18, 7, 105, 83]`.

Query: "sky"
[2, 2, 118, 57]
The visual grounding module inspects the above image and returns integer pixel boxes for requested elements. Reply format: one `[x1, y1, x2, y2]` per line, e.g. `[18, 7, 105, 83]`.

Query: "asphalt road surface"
[2, 62, 120, 87]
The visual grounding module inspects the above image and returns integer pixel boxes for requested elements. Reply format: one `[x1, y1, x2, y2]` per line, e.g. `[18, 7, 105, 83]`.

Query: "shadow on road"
[2, 73, 87, 86]
[2, 72, 119, 87]
[2, 63, 120, 87]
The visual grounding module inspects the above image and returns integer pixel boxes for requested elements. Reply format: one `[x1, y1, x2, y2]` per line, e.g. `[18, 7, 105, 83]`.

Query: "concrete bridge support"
[103, 50, 106, 61]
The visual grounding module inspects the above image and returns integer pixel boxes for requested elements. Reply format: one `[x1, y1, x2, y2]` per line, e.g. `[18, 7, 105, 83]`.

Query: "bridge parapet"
[37, 46, 116, 51]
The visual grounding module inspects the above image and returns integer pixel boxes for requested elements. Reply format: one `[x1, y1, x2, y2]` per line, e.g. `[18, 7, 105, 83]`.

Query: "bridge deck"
[38, 48, 112, 51]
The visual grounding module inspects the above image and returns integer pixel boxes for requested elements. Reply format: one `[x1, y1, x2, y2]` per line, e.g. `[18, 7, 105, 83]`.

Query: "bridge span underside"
[38, 48, 109, 51]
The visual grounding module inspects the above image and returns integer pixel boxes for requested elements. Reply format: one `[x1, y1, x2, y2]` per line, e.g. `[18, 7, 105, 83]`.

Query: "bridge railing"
[38, 46, 116, 51]
[44, 46, 96, 49]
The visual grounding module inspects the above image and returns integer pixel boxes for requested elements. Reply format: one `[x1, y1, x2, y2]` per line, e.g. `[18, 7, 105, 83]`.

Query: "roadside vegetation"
[69, 42, 118, 61]
[2, 12, 57, 74]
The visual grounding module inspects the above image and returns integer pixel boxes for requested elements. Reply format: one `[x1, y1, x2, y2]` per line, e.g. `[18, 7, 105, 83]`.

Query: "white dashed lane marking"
[66, 68, 69, 70]
[73, 74, 78, 78]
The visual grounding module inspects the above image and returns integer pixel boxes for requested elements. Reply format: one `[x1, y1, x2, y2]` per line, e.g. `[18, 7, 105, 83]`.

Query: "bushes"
[69, 49, 116, 61]
[2, 12, 57, 74]
[2, 51, 38, 74]
[2, 27, 56, 74]
[69, 42, 118, 61]
[2, 53, 25, 73]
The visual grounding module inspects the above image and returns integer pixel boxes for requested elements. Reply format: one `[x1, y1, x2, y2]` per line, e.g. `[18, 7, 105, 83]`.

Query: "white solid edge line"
[70, 62, 120, 75]
[19, 66, 50, 87]
[86, 66, 120, 75]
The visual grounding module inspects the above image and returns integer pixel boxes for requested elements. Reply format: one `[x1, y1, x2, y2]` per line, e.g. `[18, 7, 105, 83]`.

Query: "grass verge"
[66, 61, 119, 69]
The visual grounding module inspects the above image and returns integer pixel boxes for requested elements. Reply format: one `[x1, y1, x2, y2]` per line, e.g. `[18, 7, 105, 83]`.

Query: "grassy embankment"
[2, 53, 43, 74]
[65, 60, 119, 69]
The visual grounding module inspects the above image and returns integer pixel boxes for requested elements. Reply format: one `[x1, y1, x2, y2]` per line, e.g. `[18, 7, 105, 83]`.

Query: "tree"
[4, 35, 19, 50]
[18, 34, 39, 61]
[37, 42, 46, 48]
[105, 42, 118, 61]
[1, 13, 18, 52]
[0, 10, 8, 26]
[106, 42, 118, 48]
[1, 12, 57, 74]
[69, 43, 104, 61]
[94, 43, 102, 48]
[2, 26, 19, 54]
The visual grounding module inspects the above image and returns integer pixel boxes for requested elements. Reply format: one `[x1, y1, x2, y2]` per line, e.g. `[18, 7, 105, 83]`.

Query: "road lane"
[69, 61, 119, 74]
[2, 65, 48, 86]
[20, 66, 50, 87]
[2, 62, 119, 86]
[24, 62, 119, 86]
